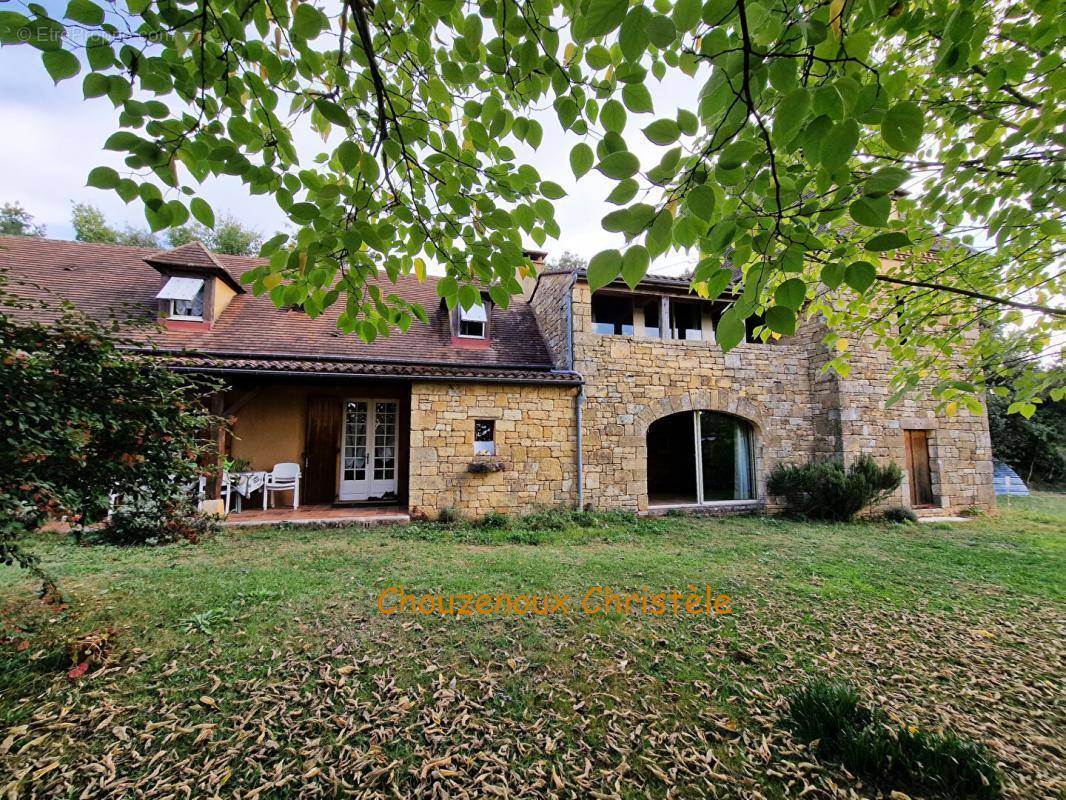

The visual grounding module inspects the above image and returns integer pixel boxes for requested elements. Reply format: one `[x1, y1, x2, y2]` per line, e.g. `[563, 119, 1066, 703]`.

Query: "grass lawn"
[1, 496, 1063, 798]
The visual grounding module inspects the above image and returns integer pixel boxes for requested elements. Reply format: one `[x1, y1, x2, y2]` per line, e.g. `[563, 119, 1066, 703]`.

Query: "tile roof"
[0, 236, 569, 384]
[575, 267, 743, 293]
[144, 240, 245, 293]
[160, 354, 582, 384]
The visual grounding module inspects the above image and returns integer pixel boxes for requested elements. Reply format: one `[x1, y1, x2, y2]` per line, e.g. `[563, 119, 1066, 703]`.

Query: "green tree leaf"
[86, 166, 119, 189]
[643, 119, 680, 145]
[586, 249, 623, 291]
[42, 49, 80, 83]
[764, 305, 796, 336]
[314, 99, 351, 128]
[619, 7, 650, 61]
[672, 0, 701, 32]
[621, 245, 650, 288]
[601, 99, 627, 132]
[622, 83, 654, 114]
[865, 232, 912, 251]
[82, 72, 109, 98]
[774, 278, 806, 310]
[596, 151, 640, 179]
[65, 0, 103, 25]
[820, 119, 859, 171]
[541, 181, 567, 199]
[190, 198, 215, 228]
[575, 0, 628, 40]
[570, 143, 594, 178]
[715, 307, 745, 351]
[882, 102, 924, 153]
[646, 14, 676, 48]
[292, 4, 327, 38]
[849, 195, 890, 228]
[844, 261, 878, 292]
[820, 262, 846, 288]
[864, 166, 910, 197]
[685, 184, 716, 221]
[772, 88, 809, 143]
[606, 179, 639, 204]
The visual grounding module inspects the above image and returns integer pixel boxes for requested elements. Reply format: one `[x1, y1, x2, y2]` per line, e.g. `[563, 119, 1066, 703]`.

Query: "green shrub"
[437, 506, 462, 524]
[478, 511, 511, 529]
[768, 455, 903, 521]
[785, 679, 873, 747]
[98, 495, 219, 546]
[518, 508, 571, 530]
[883, 505, 919, 524]
[786, 679, 1001, 799]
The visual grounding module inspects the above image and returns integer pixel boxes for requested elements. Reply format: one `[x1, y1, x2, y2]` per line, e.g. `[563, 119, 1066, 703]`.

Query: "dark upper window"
[744, 312, 766, 344]
[591, 294, 634, 336]
[590, 289, 778, 345]
[474, 419, 495, 455]
[458, 300, 488, 338]
[670, 300, 703, 340]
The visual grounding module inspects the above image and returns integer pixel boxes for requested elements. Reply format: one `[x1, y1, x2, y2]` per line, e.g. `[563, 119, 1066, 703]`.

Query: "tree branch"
[875, 275, 1066, 317]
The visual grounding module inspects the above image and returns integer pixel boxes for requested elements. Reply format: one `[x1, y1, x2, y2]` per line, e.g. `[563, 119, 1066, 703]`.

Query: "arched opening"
[646, 411, 756, 507]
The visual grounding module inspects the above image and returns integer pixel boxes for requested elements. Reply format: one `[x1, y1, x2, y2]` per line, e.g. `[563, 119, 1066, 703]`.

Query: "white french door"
[338, 399, 398, 501]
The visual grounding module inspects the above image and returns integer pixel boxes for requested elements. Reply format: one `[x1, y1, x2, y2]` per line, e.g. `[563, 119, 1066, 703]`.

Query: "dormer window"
[458, 300, 487, 339]
[156, 276, 205, 321]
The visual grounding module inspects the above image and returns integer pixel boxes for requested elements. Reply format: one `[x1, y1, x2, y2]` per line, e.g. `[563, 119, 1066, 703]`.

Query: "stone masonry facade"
[524, 274, 995, 517]
[408, 382, 579, 519]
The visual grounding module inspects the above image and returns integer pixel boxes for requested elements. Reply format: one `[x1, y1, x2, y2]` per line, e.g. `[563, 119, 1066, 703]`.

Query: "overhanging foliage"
[0, 0, 1062, 408]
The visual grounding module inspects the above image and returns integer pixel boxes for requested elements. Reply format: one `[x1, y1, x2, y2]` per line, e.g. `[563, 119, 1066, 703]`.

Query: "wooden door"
[903, 430, 934, 507]
[303, 397, 342, 505]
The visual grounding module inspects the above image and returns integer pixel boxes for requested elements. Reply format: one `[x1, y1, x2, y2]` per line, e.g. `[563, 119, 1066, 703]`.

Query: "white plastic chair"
[221, 473, 240, 513]
[181, 476, 207, 502]
[263, 463, 300, 510]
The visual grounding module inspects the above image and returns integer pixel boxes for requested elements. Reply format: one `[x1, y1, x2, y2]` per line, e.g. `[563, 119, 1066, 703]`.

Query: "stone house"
[0, 235, 995, 520]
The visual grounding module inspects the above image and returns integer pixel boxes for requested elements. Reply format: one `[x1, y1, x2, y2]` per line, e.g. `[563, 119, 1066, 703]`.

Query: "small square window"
[458, 301, 487, 338]
[170, 291, 205, 320]
[474, 419, 495, 455]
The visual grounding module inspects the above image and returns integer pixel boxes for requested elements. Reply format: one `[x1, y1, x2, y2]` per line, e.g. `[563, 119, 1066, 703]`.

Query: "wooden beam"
[223, 386, 263, 418]
[205, 391, 226, 501]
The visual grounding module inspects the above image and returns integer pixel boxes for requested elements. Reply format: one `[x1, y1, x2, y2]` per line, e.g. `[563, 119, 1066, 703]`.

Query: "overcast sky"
[0, 26, 698, 275]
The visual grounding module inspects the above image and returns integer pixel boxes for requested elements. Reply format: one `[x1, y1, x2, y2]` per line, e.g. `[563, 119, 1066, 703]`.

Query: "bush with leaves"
[786, 679, 1002, 799]
[0, 278, 224, 593]
[882, 505, 918, 525]
[167, 213, 263, 256]
[987, 383, 1066, 490]
[98, 493, 219, 547]
[768, 454, 902, 521]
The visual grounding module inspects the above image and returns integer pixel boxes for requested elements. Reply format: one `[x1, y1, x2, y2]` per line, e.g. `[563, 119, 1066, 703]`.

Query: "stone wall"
[568, 280, 995, 515]
[408, 381, 579, 519]
[527, 270, 574, 369]
[571, 281, 821, 513]
[833, 334, 995, 513]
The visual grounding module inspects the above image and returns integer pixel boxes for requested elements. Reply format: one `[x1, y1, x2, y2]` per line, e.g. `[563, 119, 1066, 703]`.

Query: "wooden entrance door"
[903, 430, 935, 507]
[303, 397, 343, 505]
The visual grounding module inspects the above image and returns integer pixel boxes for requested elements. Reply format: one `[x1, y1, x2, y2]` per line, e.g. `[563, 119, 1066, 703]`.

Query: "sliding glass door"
[647, 411, 756, 507]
